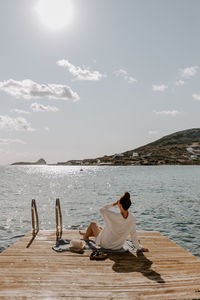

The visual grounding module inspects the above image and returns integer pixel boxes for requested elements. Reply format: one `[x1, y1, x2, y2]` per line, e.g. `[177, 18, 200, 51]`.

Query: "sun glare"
[37, 0, 73, 30]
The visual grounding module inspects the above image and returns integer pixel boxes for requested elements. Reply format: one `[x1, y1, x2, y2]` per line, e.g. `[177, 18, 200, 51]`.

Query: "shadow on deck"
[108, 251, 165, 283]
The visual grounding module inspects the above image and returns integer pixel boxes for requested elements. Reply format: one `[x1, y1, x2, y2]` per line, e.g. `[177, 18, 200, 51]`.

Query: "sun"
[36, 0, 73, 30]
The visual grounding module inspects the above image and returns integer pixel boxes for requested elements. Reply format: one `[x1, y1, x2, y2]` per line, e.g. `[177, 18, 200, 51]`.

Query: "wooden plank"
[0, 230, 200, 299]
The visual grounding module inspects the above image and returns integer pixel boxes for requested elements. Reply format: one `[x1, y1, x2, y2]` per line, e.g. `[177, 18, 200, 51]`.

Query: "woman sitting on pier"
[79, 192, 149, 252]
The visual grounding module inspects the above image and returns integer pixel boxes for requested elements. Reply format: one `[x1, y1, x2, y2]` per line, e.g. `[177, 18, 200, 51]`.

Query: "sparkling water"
[0, 165, 199, 257]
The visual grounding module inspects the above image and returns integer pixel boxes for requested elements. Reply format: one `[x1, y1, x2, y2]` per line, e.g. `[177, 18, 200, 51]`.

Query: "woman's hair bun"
[120, 191, 131, 210]
[124, 191, 130, 199]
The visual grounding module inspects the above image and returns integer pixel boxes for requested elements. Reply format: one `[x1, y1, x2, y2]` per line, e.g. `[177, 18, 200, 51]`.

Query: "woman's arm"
[112, 200, 119, 207]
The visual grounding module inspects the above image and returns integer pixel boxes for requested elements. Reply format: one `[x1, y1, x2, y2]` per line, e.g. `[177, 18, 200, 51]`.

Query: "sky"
[0, 0, 200, 165]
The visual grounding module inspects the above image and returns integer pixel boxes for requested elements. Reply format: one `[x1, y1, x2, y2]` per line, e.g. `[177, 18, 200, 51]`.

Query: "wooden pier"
[0, 230, 200, 299]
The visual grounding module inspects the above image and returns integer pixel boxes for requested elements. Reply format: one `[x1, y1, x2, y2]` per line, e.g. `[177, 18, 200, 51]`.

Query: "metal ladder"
[26, 198, 63, 247]
[26, 199, 39, 248]
[55, 198, 63, 242]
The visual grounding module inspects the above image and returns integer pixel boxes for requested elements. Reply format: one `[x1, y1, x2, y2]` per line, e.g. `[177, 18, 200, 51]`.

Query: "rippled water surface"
[0, 165, 199, 257]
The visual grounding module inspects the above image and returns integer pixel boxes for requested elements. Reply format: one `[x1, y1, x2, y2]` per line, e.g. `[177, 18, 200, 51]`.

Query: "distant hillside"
[79, 128, 200, 166]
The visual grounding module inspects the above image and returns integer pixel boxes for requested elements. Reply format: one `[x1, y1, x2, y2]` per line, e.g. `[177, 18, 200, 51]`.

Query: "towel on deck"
[52, 239, 136, 253]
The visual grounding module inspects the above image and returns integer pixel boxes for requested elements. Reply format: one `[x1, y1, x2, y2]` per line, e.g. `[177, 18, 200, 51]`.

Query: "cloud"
[13, 109, 30, 114]
[114, 69, 137, 84]
[44, 127, 49, 131]
[127, 76, 137, 83]
[57, 59, 105, 81]
[153, 110, 181, 116]
[175, 80, 185, 86]
[0, 115, 34, 131]
[148, 130, 159, 135]
[0, 138, 25, 145]
[115, 69, 127, 76]
[31, 102, 59, 112]
[152, 84, 168, 92]
[180, 66, 198, 78]
[0, 79, 79, 101]
[192, 94, 200, 101]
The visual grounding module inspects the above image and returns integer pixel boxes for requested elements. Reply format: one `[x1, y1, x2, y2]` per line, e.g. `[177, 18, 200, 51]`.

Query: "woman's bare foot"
[79, 230, 85, 236]
[79, 230, 89, 241]
[141, 247, 149, 252]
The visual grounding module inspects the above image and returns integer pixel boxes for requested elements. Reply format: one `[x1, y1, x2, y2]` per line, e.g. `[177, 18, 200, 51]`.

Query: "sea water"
[0, 165, 199, 257]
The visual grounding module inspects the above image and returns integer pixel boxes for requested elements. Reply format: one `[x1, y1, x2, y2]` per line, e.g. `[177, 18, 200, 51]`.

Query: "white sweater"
[96, 204, 141, 250]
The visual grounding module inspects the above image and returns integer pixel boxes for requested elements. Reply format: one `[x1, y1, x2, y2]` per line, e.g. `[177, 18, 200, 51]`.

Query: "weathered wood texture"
[0, 230, 200, 299]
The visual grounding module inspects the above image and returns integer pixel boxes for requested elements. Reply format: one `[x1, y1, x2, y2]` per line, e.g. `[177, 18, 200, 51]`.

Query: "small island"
[11, 158, 47, 166]
[12, 128, 200, 166]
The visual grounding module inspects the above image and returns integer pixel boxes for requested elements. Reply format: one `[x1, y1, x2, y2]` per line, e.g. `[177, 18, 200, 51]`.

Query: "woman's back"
[98, 204, 136, 250]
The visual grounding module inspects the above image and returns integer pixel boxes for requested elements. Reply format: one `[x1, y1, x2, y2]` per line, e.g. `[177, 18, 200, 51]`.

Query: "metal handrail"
[56, 198, 62, 241]
[26, 199, 39, 248]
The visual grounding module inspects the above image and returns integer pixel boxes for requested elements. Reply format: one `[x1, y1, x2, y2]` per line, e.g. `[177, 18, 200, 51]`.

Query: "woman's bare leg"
[79, 222, 101, 241]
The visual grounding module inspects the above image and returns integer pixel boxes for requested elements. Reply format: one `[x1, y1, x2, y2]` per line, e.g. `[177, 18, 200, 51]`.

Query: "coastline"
[11, 128, 200, 166]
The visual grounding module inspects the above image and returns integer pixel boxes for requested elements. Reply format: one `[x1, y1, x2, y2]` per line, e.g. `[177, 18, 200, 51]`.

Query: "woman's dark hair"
[119, 192, 131, 210]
